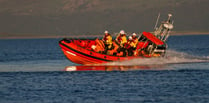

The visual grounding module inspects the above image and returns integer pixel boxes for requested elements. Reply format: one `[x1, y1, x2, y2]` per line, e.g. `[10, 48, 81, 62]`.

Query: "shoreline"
[1, 32, 209, 39]
[170, 31, 209, 36]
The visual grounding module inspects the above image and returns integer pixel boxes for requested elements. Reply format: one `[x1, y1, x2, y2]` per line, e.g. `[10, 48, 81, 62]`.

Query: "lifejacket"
[103, 34, 112, 44]
[116, 34, 122, 43]
[106, 42, 119, 55]
[132, 36, 138, 46]
[103, 33, 109, 41]
[125, 40, 135, 49]
[103, 34, 113, 50]
[120, 35, 127, 46]
[105, 35, 112, 45]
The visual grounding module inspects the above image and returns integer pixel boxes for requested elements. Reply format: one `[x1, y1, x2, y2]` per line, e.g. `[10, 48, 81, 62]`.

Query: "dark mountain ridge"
[0, 0, 209, 37]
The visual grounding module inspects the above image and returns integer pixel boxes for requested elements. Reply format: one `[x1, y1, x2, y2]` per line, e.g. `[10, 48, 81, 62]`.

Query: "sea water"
[0, 35, 209, 103]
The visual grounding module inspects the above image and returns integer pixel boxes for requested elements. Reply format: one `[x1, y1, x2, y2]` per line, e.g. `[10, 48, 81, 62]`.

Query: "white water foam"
[101, 50, 209, 66]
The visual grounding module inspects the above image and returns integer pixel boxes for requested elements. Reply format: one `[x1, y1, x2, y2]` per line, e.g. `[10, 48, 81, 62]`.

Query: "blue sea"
[0, 35, 209, 103]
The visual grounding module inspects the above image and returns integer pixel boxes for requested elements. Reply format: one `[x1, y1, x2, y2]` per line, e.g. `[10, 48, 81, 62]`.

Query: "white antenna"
[154, 13, 160, 30]
[167, 14, 172, 21]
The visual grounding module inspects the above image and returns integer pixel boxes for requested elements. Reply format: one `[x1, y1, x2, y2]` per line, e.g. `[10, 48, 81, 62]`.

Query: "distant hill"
[0, 0, 209, 37]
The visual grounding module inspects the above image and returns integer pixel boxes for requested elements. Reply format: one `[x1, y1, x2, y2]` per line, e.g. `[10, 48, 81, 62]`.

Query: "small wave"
[100, 50, 209, 66]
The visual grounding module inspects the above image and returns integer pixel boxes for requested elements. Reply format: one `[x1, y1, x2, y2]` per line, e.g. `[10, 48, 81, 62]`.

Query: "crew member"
[132, 33, 138, 45]
[116, 30, 127, 47]
[116, 30, 127, 56]
[103, 30, 113, 54]
[116, 30, 123, 44]
[126, 36, 135, 56]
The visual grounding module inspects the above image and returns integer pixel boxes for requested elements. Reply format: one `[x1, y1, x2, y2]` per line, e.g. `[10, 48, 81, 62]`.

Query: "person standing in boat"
[116, 30, 127, 56]
[103, 30, 113, 54]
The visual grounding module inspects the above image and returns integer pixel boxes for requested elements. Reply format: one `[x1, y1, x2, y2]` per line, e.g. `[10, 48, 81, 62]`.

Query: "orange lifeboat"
[59, 32, 167, 65]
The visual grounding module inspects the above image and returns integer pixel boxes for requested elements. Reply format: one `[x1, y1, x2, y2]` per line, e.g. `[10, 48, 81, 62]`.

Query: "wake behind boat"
[65, 65, 168, 71]
[59, 14, 174, 64]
